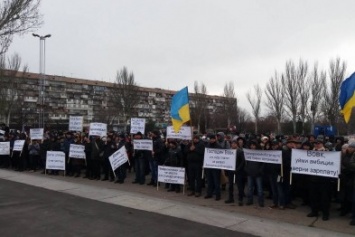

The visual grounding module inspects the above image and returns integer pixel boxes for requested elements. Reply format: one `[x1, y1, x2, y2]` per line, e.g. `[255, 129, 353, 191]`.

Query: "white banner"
[69, 116, 83, 132]
[203, 148, 236, 170]
[158, 166, 185, 185]
[89, 123, 107, 137]
[0, 129, 5, 134]
[69, 144, 86, 159]
[109, 146, 129, 172]
[13, 140, 25, 152]
[46, 151, 66, 170]
[30, 128, 44, 140]
[0, 142, 10, 155]
[243, 148, 282, 164]
[133, 139, 153, 151]
[291, 149, 341, 178]
[166, 126, 192, 140]
[130, 118, 146, 134]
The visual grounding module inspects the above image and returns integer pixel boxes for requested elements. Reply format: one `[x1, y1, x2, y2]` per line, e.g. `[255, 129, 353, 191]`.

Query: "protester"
[186, 135, 205, 197]
[244, 140, 264, 207]
[204, 134, 222, 201]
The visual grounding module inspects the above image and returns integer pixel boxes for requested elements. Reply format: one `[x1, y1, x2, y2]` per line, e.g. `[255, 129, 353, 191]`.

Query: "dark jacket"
[235, 148, 245, 173]
[186, 140, 205, 165]
[164, 146, 183, 167]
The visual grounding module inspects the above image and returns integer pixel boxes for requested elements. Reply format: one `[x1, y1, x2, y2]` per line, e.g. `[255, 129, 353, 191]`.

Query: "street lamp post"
[33, 33, 51, 129]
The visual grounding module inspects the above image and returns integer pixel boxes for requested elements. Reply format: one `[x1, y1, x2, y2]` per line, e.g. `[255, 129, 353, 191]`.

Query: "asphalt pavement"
[0, 179, 254, 237]
[0, 169, 354, 237]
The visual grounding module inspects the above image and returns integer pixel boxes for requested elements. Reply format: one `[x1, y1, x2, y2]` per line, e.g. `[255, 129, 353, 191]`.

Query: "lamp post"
[33, 33, 51, 128]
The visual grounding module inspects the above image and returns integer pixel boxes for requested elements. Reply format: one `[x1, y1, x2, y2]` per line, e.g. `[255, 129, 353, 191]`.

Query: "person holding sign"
[28, 140, 41, 172]
[244, 140, 264, 207]
[132, 132, 147, 185]
[307, 138, 332, 221]
[185, 135, 205, 197]
[164, 140, 184, 193]
[228, 139, 246, 206]
[204, 134, 222, 201]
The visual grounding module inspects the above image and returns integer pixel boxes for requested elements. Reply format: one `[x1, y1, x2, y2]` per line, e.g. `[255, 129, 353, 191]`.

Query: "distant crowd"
[0, 125, 355, 226]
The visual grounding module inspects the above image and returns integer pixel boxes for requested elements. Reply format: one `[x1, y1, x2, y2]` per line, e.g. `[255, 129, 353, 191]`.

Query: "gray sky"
[8, 0, 355, 114]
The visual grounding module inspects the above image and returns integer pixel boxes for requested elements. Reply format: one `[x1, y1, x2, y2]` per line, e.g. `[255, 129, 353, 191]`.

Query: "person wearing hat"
[244, 140, 265, 207]
[185, 135, 205, 197]
[147, 130, 165, 186]
[164, 140, 183, 193]
[204, 134, 223, 201]
[63, 132, 75, 176]
[307, 138, 332, 221]
[225, 139, 246, 205]
[132, 132, 147, 185]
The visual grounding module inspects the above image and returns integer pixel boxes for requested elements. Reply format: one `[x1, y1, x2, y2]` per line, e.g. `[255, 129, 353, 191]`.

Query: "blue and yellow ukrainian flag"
[339, 72, 355, 123]
[170, 87, 191, 133]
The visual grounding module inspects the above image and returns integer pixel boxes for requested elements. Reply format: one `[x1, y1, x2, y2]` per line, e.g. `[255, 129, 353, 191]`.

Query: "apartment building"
[0, 70, 234, 131]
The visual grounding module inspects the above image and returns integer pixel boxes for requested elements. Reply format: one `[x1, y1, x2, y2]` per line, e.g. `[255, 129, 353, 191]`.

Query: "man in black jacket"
[204, 134, 222, 201]
[186, 135, 205, 197]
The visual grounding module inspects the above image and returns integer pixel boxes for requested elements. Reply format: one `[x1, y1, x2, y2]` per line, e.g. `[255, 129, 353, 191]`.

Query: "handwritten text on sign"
[0, 142, 10, 155]
[69, 116, 83, 131]
[166, 126, 192, 140]
[130, 118, 146, 134]
[291, 149, 341, 178]
[13, 140, 25, 152]
[203, 148, 236, 170]
[89, 123, 107, 137]
[133, 139, 153, 151]
[243, 149, 282, 164]
[46, 151, 66, 170]
[109, 146, 129, 172]
[158, 166, 185, 185]
[30, 128, 44, 140]
[69, 144, 86, 159]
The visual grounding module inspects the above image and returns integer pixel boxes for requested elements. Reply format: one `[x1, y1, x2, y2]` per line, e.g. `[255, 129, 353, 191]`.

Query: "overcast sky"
[7, 0, 355, 114]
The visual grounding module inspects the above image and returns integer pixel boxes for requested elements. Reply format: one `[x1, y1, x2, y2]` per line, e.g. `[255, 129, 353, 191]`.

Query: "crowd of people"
[0, 126, 355, 226]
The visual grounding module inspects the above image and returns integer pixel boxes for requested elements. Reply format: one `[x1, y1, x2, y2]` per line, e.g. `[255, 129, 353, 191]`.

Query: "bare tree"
[192, 81, 208, 133]
[282, 60, 300, 134]
[296, 59, 309, 134]
[265, 72, 284, 134]
[308, 63, 326, 133]
[223, 81, 238, 128]
[322, 57, 347, 126]
[110, 67, 140, 127]
[0, 0, 42, 55]
[0, 53, 27, 125]
[246, 84, 262, 134]
[235, 106, 251, 133]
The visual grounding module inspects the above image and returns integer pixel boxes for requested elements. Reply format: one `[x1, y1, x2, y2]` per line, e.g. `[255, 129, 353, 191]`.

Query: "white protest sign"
[69, 116, 83, 132]
[291, 149, 341, 178]
[158, 166, 185, 185]
[30, 128, 44, 140]
[13, 140, 25, 152]
[130, 118, 146, 134]
[243, 148, 282, 164]
[0, 142, 10, 155]
[0, 129, 5, 134]
[109, 146, 129, 172]
[203, 148, 236, 170]
[133, 139, 153, 151]
[46, 151, 66, 170]
[69, 144, 86, 159]
[166, 126, 192, 140]
[89, 123, 107, 137]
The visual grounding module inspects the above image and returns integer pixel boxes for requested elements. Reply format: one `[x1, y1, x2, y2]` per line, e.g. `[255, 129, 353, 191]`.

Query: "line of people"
[0, 129, 355, 226]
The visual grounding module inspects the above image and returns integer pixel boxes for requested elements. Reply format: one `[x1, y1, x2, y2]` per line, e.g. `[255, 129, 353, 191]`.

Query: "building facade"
[0, 70, 235, 132]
